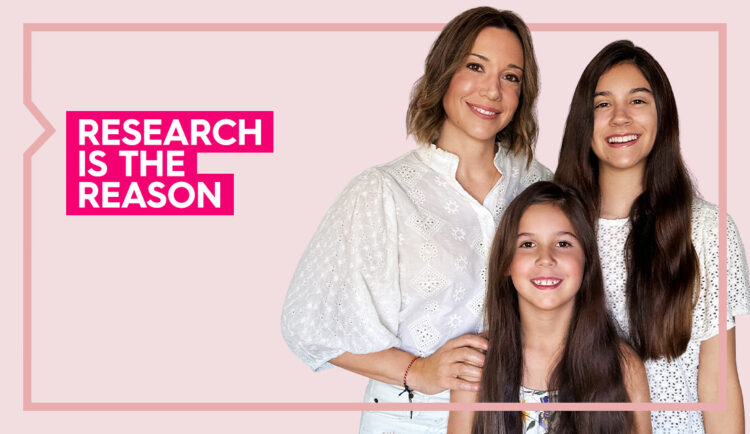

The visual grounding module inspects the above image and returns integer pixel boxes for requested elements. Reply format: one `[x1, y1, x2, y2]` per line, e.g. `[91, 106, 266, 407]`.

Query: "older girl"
[555, 40, 749, 432]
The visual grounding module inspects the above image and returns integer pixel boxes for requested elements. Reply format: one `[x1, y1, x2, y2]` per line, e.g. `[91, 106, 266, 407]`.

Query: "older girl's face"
[440, 27, 524, 147]
[591, 62, 657, 176]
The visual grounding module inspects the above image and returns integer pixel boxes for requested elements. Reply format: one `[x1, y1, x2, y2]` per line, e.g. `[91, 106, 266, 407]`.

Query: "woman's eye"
[467, 63, 483, 72]
[519, 241, 535, 248]
[503, 73, 520, 83]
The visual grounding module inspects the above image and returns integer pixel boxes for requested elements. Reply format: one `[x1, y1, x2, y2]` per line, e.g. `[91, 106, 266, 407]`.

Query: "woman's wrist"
[403, 355, 421, 390]
[407, 356, 431, 393]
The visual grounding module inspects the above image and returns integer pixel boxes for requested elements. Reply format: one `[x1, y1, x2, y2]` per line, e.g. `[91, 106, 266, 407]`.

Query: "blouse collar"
[415, 143, 507, 181]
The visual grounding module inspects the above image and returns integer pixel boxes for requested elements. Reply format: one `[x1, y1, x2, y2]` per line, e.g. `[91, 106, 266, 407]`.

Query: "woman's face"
[440, 27, 524, 147]
[510, 203, 584, 315]
[591, 62, 657, 177]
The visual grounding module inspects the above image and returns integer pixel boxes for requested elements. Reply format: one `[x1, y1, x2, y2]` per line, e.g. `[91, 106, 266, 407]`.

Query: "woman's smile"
[467, 102, 502, 119]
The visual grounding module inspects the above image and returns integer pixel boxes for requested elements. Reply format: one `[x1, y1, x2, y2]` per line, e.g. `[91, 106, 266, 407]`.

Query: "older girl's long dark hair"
[474, 182, 632, 433]
[554, 40, 699, 360]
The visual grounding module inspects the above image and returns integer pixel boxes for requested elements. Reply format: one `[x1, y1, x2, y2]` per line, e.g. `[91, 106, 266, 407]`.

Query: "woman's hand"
[408, 334, 488, 395]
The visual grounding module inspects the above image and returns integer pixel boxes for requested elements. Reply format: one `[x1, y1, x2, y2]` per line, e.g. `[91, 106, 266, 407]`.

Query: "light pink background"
[2, 0, 749, 432]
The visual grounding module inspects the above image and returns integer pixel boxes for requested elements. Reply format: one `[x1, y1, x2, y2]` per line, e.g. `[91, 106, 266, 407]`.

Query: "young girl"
[555, 40, 749, 432]
[448, 181, 651, 434]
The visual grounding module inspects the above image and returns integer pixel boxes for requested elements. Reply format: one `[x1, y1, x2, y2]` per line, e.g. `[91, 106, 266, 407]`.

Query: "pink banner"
[65, 111, 273, 215]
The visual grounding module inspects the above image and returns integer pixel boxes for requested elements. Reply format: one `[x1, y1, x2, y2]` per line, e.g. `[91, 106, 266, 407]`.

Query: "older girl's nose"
[610, 103, 632, 126]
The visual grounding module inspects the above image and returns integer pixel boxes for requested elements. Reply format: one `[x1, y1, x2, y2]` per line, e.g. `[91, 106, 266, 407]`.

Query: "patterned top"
[520, 386, 554, 433]
[281, 144, 552, 370]
[598, 198, 750, 433]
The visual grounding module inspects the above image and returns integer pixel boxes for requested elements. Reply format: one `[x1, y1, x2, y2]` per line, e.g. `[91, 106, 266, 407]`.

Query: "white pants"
[359, 379, 450, 434]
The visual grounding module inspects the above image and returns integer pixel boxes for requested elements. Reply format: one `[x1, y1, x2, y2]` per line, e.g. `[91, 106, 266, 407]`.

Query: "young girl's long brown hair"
[554, 40, 699, 360]
[474, 181, 632, 433]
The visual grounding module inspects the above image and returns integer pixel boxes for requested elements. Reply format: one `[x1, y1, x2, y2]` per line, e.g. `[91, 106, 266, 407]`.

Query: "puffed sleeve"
[691, 200, 750, 341]
[281, 168, 402, 371]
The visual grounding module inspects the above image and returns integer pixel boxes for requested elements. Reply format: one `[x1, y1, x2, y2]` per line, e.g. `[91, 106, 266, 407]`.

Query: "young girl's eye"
[467, 63, 483, 72]
[556, 240, 573, 248]
[519, 241, 535, 248]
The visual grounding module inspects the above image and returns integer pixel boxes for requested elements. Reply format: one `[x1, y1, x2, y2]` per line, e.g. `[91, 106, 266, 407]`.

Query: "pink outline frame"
[22, 22, 727, 412]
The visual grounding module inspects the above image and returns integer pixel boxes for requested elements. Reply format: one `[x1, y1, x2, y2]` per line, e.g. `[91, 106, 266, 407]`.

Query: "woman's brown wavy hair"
[554, 40, 699, 360]
[475, 181, 632, 433]
[406, 6, 539, 166]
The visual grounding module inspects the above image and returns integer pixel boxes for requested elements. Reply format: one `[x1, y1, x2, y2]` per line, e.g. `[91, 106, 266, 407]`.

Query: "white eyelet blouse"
[598, 198, 750, 433]
[281, 144, 552, 371]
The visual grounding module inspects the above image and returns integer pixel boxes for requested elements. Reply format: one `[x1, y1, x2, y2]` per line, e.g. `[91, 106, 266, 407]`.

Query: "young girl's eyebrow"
[515, 231, 578, 238]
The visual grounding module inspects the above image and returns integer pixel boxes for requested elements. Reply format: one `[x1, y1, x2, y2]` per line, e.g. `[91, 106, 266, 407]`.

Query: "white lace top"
[281, 144, 552, 370]
[598, 198, 750, 433]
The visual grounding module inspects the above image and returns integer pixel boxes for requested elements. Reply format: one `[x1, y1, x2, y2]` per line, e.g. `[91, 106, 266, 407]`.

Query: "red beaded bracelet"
[399, 356, 420, 419]
[403, 355, 420, 386]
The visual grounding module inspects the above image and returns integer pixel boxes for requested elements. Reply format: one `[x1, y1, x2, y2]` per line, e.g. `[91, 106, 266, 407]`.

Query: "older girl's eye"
[594, 101, 610, 110]
[631, 98, 647, 105]
[467, 63, 483, 72]
[519, 241, 535, 248]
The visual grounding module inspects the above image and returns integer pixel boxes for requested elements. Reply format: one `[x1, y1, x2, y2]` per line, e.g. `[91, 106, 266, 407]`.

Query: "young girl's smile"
[510, 203, 584, 313]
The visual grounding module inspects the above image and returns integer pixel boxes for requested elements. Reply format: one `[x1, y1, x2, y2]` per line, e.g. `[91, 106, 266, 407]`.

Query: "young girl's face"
[510, 203, 585, 314]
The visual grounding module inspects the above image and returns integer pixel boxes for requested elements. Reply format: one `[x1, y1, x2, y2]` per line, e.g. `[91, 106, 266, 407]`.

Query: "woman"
[281, 6, 552, 432]
[555, 40, 749, 432]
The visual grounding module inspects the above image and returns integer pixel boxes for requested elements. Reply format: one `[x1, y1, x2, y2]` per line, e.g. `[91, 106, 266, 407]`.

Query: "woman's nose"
[479, 76, 501, 101]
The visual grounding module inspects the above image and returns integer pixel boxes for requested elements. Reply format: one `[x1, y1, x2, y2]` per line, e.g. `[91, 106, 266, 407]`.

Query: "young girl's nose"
[535, 247, 556, 266]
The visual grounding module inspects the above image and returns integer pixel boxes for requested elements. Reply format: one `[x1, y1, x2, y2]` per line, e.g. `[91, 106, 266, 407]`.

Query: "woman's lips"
[530, 278, 562, 290]
[467, 102, 500, 119]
